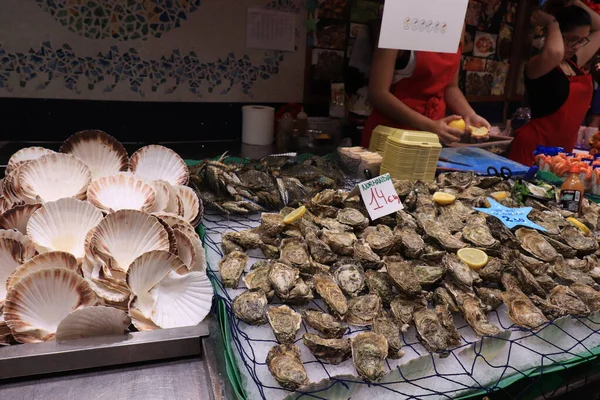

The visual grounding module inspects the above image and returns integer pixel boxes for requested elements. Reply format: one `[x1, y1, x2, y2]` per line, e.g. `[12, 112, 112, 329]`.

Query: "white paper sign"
[379, 0, 469, 53]
[359, 174, 404, 221]
[246, 8, 296, 52]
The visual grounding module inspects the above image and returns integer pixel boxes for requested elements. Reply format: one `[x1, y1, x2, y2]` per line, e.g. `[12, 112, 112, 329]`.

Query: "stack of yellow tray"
[368, 125, 396, 155]
[380, 129, 441, 182]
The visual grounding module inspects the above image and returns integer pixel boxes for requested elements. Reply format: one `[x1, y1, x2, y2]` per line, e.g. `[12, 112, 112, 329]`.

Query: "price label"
[358, 174, 404, 221]
[474, 198, 547, 231]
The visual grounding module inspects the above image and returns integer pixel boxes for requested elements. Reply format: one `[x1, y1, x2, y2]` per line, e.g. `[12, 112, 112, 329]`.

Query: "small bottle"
[560, 165, 585, 215]
[296, 108, 308, 135]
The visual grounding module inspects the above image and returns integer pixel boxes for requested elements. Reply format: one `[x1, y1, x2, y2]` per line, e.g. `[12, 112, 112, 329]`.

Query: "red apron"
[361, 49, 462, 148]
[508, 61, 593, 166]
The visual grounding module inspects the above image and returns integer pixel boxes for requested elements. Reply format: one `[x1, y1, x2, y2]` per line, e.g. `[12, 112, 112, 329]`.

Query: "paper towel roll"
[242, 105, 275, 146]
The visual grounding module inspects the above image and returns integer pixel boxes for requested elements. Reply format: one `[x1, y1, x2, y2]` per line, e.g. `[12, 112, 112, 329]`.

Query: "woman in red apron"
[509, 2, 600, 166]
[362, 35, 490, 147]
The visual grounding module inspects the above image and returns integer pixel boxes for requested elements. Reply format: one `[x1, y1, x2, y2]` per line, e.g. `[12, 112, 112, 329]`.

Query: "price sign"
[358, 174, 404, 221]
[474, 198, 547, 231]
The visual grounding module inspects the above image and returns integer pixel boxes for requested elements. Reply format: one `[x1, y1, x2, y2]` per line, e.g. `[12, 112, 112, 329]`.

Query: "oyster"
[438, 171, 475, 189]
[313, 273, 348, 318]
[462, 224, 499, 249]
[332, 261, 365, 297]
[396, 210, 418, 229]
[302, 333, 351, 364]
[529, 295, 566, 320]
[286, 278, 314, 304]
[570, 283, 600, 312]
[418, 215, 467, 252]
[414, 308, 461, 353]
[362, 225, 395, 254]
[413, 263, 445, 287]
[280, 238, 311, 271]
[372, 313, 404, 359]
[441, 200, 475, 220]
[337, 208, 369, 231]
[322, 230, 357, 256]
[475, 287, 504, 310]
[302, 309, 346, 338]
[390, 295, 424, 331]
[268, 262, 299, 299]
[435, 305, 462, 347]
[353, 239, 382, 269]
[561, 225, 598, 255]
[545, 235, 577, 258]
[351, 332, 388, 382]
[433, 287, 459, 312]
[314, 217, 353, 233]
[259, 213, 285, 237]
[223, 230, 263, 250]
[502, 289, 548, 329]
[487, 216, 520, 249]
[243, 261, 273, 299]
[385, 255, 422, 297]
[548, 285, 590, 315]
[221, 238, 243, 255]
[232, 289, 268, 325]
[515, 228, 558, 262]
[312, 188, 346, 206]
[393, 179, 414, 198]
[535, 274, 558, 292]
[529, 210, 565, 236]
[365, 270, 394, 306]
[515, 263, 546, 298]
[266, 344, 309, 390]
[444, 254, 478, 291]
[437, 211, 466, 233]
[218, 251, 248, 288]
[501, 273, 522, 292]
[267, 305, 302, 344]
[394, 226, 426, 259]
[454, 291, 501, 336]
[508, 251, 550, 276]
[346, 294, 382, 326]
[305, 230, 337, 265]
[476, 257, 505, 283]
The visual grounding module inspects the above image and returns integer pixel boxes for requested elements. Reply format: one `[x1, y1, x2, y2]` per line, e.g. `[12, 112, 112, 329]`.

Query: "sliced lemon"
[433, 192, 456, 205]
[448, 119, 466, 131]
[468, 126, 489, 138]
[567, 217, 592, 236]
[457, 248, 489, 270]
[283, 205, 306, 224]
[490, 191, 509, 201]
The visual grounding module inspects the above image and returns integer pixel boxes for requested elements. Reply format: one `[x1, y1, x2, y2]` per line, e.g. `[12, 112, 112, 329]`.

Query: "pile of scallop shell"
[220, 172, 600, 389]
[0, 130, 211, 345]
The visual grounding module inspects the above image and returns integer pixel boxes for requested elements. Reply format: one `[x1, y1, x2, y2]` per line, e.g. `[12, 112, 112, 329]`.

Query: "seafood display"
[188, 154, 344, 214]
[221, 170, 600, 389]
[0, 130, 211, 346]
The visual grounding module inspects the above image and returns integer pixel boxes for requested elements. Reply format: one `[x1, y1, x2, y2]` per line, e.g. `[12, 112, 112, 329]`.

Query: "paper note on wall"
[378, 0, 469, 53]
[247, 8, 296, 52]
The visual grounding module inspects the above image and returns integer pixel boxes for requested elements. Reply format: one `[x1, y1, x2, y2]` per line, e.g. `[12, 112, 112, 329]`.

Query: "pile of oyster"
[0, 130, 212, 345]
[220, 171, 600, 389]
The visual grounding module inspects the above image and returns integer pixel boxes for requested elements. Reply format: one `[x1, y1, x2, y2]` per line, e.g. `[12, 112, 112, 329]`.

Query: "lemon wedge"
[490, 191, 509, 201]
[468, 126, 489, 138]
[567, 217, 592, 236]
[448, 119, 466, 131]
[433, 192, 456, 205]
[283, 205, 307, 224]
[457, 248, 489, 270]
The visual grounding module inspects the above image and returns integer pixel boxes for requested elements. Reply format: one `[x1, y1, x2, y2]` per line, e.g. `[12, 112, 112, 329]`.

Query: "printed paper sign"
[379, 0, 469, 53]
[247, 8, 296, 52]
[359, 174, 404, 221]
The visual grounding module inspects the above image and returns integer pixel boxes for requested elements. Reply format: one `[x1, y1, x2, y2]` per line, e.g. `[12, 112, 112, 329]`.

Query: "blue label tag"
[474, 198, 547, 231]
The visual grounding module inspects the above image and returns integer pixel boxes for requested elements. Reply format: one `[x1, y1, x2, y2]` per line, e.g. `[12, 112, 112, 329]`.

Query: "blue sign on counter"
[474, 198, 547, 231]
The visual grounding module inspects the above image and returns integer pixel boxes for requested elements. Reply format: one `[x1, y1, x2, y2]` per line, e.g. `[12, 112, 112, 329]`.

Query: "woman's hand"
[531, 10, 558, 27]
[430, 115, 464, 145]
[465, 114, 492, 142]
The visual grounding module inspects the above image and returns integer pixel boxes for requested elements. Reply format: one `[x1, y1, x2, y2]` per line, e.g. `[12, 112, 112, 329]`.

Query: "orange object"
[560, 166, 585, 215]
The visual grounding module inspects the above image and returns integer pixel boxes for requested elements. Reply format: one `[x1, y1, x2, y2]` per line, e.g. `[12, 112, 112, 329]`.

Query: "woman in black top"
[508, 1, 600, 166]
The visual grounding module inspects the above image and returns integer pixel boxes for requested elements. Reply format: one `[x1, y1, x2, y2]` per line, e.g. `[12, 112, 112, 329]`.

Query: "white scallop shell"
[60, 130, 129, 179]
[173, 229, 196, 273]
[152, 215, 178, 255]
[3, 165, 31, 204]
[6, 251, 78, 291]
[175, 185, 202, 226]
[0, 229, 36, 260]
[126, 250, 185, 299]
[153, 212, 187, 227]
[7, 147, 56, 174]
[82, 259, 129, 303]
[0, 203, 41, 234]
[87, 174, 157, 213]
[19, 153, 92, 203]
[129, 305, 160, 331]
[129, 145, 189, 186]
[149, 270, 213, 329]
[0, 238, 25, 306]
[27, 198, 104, 260]
[56, 306, 131, 341]
[149, 180, 170, 213]
[4, 268, 99, 343]
[172, 221, 200, 241]
[92, 210, 170, 273]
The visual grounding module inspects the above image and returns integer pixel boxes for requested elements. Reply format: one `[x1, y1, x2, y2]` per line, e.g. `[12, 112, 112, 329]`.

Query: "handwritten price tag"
[358, 174, 404, 220]
[473, 198, 547, 231]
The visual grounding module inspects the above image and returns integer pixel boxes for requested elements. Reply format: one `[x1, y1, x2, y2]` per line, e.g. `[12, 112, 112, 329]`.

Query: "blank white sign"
[246, 8, 296, 52]
[379, 0, 469, 53]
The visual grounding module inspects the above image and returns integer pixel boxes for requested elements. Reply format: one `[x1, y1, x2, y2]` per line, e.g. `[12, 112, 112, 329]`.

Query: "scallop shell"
[19, 153, 92, 203]
[87, 174, 157, 213]
[27, 198, 104, 260]
[174, 225, 205, 273]
[153, 212, 187, 227]
[3, 165, 29, 203]
[173, 229, 196, 272]
[3, 268, 99, 343]
[0, 203, 42, 234]
[6, 251, 79, 291]
[152, 215, 178, 255]
[0, 238, 25, 306]
[175, 185, 203, 226]
[126, 250, 185, 299]
[56, 306, 131, 341]
[82, 258, 129, 303]
[130, 145, 189, 186]
[92, 210, 170, 273]
[153, 180, 183, 214]
[149, 270, 213, 329]
[60, 130, 129, 179]
[0, 229, 36, 260]
[7, 147, 56, 174]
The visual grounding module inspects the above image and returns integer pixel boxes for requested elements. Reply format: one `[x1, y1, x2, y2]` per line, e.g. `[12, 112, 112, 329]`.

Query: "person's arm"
[526, 11, 564, 79]
[444, 69, 491, 133]
[368, 48, 463, 144]
[573, 0, 600, 66]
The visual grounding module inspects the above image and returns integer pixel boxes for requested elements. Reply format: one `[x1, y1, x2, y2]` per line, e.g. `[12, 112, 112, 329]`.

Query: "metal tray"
[0, 320, 209, 380]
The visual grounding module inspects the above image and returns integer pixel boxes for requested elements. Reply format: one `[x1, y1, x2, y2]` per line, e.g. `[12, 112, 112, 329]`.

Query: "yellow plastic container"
[369, 125, 397, 154]
[381, 128, 441, 182]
